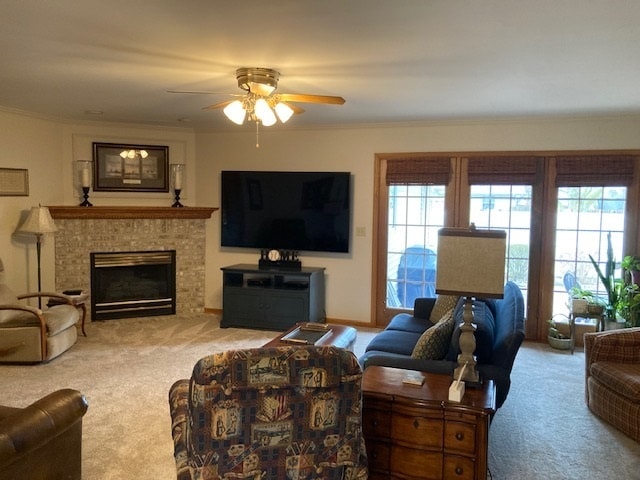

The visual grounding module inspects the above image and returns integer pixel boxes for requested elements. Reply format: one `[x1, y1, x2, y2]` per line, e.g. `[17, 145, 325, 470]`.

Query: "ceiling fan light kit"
[171, 67, 344, 145]
[235, 67, 279, 96]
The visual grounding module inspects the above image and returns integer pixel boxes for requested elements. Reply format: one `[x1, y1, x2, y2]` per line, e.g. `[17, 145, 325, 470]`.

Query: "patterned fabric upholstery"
[584, 327, 640, 442]
[169, 345, 368, 480]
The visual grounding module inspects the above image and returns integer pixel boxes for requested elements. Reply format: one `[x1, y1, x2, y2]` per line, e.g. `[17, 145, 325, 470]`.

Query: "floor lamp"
[15, 205, 58, 308]
[435, 224, 506, 385]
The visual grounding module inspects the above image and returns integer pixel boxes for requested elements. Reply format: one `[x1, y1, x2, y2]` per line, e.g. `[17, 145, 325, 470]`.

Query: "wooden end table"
[362, 366, 496, 480]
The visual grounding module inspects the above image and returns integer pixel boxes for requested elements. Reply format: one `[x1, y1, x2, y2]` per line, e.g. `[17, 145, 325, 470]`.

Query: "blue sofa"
[360, 281, 525, 409]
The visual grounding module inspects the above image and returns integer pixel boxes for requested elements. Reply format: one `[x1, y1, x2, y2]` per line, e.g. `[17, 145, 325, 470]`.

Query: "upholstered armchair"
[0, 388, 89, 480]
[584, 327, 640, 442]
[0, 258, 79, 363]
[169, 345, 368, 480]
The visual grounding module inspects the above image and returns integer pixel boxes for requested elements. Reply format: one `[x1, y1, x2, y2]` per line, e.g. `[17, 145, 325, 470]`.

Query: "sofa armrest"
[17, 292, 73, 305]
[585, 328, 640, 365]
[169, 379, 193, 480]
[0, 389, 88, 479]
[413, 297, 436, 320]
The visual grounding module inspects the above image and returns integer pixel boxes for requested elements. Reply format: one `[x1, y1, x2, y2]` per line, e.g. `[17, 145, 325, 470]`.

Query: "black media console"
[220, 264, 326, 330]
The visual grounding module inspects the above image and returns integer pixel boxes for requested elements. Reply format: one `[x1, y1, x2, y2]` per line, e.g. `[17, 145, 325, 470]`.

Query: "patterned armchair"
[169, 345, 368, 480]
[585, 327, 640, 442]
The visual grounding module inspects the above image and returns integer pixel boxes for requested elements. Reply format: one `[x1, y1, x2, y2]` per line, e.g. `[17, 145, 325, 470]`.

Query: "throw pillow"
[412, 307, 456, 360]
[429, 294, 460, 323]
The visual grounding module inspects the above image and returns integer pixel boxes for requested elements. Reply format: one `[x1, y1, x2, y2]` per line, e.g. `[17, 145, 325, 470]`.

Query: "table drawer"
[444, 421, 476, 455]
[444, 454, 477, 479]
[363, 399, 391, 437]
[391, 445, 443, 479]
[365, 439, 390, 474]
[392, 415, 442, 448]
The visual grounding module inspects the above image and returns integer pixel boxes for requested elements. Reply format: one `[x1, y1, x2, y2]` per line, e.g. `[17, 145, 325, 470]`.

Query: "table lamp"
[436, 224, 506, 385]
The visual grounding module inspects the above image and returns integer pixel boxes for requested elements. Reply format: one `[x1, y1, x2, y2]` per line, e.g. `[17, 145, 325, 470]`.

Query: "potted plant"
[589, 232, 621, 325]
[547, 315, 573, 350]
[621, 255, 640, 286]
[616, 281, 640, 327]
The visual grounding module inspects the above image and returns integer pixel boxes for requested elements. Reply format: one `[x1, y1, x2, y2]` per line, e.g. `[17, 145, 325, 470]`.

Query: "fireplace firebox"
[90, 250, 176, 320]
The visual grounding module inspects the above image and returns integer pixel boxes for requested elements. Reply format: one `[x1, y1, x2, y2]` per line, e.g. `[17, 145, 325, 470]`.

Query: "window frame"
[372, 151, 640, 340]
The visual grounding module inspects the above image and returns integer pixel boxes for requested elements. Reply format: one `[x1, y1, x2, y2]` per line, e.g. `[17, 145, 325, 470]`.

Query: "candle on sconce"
[81, 164, 91, 187]
[174, 169, 183, 190]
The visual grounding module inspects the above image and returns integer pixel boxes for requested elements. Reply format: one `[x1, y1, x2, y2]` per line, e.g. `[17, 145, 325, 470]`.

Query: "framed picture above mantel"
[93, 142, 169, 192]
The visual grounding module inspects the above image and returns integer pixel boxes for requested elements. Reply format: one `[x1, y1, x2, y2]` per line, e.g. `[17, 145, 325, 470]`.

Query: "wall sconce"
[436, 224, 506, 384]
[171, 164, 185, 208]
[76, 160, 93, 207]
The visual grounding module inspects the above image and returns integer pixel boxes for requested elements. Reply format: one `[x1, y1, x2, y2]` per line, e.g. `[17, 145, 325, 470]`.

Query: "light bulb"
[255, 98, 276, 126]
[223, 100, 246, 125]
[139, 150, 148, 159]
[275, 102, 294, 123]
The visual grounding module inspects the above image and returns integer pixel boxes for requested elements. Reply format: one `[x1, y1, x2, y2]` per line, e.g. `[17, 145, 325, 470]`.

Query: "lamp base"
[454, 297, 482, 386]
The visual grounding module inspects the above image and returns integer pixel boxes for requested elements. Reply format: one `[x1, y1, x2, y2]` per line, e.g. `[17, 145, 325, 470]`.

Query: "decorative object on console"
[435, 224, 506, 384]
[92, 142, 169, 192]
[76, 160, 93, 206]
[14, 206, 58, 308]
[258, 249, 301, 271]
[170, 163, 184, 207]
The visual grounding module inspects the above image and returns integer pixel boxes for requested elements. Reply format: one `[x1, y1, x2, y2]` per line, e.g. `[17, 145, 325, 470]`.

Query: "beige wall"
[195, 117, 640, 324]
[2, 105, 640, 325]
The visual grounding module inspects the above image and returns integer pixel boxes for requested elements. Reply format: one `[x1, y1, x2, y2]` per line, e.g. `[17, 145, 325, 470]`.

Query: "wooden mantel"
[48, 205, 217, 220]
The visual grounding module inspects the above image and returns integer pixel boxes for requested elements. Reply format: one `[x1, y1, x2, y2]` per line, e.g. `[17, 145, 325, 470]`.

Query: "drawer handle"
[456, 432, 464, 441]
[413, 420, 420, 429]
[372, 420, 379, 427]
[455, 466, 464, 475]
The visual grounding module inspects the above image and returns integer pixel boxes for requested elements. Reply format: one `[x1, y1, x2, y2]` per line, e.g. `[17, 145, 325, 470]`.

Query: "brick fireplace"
[49, 206, 216, 322]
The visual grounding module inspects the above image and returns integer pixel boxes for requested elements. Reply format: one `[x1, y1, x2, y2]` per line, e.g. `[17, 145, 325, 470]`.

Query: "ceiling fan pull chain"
[255, 120, 260, 148]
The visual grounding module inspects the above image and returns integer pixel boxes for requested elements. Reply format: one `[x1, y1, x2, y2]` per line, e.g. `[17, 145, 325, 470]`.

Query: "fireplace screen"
[90, 250, 176, 320]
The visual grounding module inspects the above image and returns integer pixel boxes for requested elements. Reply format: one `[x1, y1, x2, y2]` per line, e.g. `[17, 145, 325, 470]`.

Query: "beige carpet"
[1, 314, 639, 479]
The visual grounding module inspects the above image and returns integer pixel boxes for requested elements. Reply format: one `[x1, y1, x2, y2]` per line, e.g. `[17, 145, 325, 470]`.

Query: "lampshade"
[223, 100, 247, 125]
[436, 225, 506, 298]
[275, 102, 294, 123]
[254, 98, 276, 126]
[16, 206, 57, 235]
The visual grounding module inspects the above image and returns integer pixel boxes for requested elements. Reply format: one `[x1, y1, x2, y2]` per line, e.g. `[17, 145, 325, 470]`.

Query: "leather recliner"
[0, 389, 89, 480]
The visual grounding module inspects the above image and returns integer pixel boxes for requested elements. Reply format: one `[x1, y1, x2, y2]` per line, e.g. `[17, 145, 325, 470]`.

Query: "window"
[470, 184, 533, 307]
[373, 152, 640, 339]
[387, 184, 445, 307]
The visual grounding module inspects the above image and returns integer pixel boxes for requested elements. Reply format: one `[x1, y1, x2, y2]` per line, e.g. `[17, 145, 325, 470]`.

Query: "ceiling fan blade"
[202, 99, 235, 110]
[277, 93, 345, 105]
[167, 90, 243, 96]
[283, 102, 305, 114]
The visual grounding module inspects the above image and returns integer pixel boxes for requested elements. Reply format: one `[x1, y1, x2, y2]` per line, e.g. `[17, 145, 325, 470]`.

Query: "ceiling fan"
[168, 67, 345, 127]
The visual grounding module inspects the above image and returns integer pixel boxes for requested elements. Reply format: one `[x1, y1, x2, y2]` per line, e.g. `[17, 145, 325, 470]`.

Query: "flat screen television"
[221, 171, 351, 253]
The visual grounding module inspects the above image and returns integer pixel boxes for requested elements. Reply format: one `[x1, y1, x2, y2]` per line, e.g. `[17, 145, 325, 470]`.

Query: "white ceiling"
[2, 1, 640, 130]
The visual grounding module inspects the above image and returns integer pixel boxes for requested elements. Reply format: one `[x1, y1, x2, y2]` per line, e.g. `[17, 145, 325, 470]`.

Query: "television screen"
[221, 171, 351, 253]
